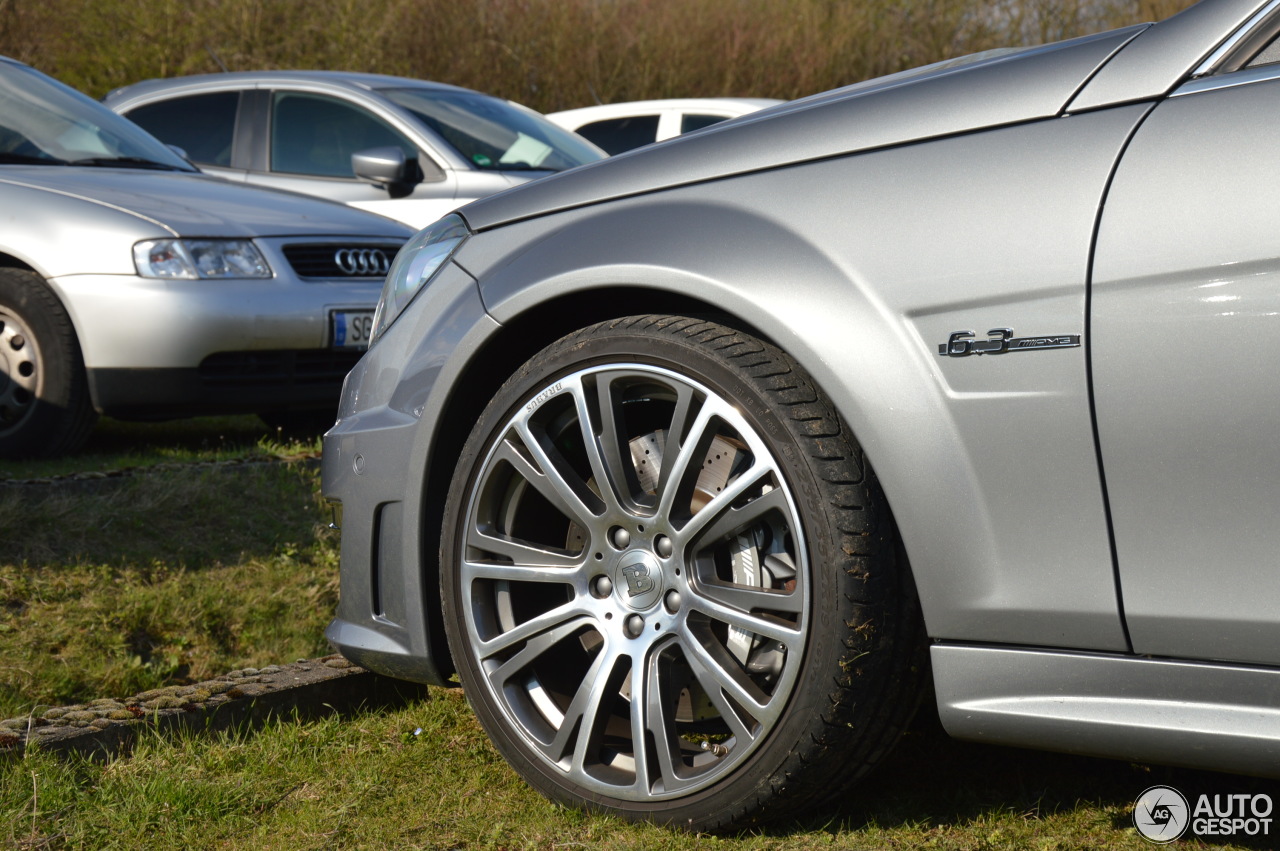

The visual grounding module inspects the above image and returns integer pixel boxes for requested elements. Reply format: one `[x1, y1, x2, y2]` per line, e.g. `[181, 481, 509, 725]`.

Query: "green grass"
[2, 417, 1276, 849]
[3, 689, 1276, 850]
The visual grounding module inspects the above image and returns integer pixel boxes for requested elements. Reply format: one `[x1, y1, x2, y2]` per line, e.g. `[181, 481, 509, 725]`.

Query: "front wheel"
[440, 315, 925, 831]
[0, 268, 96, 458]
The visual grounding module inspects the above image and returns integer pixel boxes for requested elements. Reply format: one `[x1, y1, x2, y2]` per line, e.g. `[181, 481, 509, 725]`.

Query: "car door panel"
[1093, 71, 1280, 666]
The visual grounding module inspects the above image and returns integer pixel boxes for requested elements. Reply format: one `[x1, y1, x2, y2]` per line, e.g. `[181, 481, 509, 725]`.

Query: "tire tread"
[632, 314, 927, 830]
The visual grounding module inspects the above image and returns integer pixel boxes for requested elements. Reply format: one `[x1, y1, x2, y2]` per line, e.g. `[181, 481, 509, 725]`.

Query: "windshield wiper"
[69, 156, 187, 171]
[0, 152, 68, 165]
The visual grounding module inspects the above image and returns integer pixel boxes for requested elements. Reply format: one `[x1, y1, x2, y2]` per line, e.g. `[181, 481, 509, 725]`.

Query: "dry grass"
[2, 0, 1195, 109]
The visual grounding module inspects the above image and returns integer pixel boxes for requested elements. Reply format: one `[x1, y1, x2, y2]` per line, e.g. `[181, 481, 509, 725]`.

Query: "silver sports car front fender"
[452, 103, 1156, 653]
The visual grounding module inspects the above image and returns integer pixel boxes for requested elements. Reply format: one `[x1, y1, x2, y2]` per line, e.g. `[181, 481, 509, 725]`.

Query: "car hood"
[0, 167, 410, 238]
[460, 24, 1148, 231]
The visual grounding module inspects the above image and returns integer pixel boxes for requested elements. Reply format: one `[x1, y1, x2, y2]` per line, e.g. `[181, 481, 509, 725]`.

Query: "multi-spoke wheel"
[441, 315, 925, 831]
[0, 268, 95, 458]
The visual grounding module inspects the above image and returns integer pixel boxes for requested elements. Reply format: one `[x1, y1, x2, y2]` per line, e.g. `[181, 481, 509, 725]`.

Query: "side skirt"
[933, 644, 1280, 778]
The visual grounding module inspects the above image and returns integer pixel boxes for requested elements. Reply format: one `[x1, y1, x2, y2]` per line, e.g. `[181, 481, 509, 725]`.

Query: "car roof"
[104, 70, 485, 105]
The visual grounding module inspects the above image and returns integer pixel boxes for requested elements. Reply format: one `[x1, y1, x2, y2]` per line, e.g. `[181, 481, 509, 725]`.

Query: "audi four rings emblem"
[334, 248, 391, 276]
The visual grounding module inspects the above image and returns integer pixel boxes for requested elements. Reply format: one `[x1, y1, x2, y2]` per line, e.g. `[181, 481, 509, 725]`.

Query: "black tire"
[0, 268, 96, 458]
[440, 315, 926, 832]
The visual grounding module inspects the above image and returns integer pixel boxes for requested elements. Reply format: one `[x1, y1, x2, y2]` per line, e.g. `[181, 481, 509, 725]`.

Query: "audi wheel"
[0, 268, 96, 459]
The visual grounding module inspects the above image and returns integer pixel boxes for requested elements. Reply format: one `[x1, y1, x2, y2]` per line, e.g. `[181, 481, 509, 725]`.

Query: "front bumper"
[52, 272, 381, 371]
[87, 349, 363, 419]
[52, 244, 390, 418]
[321, 261, 497, 686]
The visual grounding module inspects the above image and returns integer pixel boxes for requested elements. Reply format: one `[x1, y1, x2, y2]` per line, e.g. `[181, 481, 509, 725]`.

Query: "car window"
[680, 113, 728, 133]
[124, 92, 239, 167]
[1206, 8, 1280, 75]
[573, 115, 660, 155]
[379, 87, 603, 172]
[1247, 31, 1280, 68]
[271, 92, 416, 178]
[0, 60, 192, 169]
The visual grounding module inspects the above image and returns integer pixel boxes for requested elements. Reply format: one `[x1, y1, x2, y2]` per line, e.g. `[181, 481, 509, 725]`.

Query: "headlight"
[134, 239, 271, 279]
[371, 213, 469, 343]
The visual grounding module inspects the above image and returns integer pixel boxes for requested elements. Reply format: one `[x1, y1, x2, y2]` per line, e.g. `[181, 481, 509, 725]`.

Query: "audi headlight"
[371, 214, 469, 343]
[134, 238, 271, 279]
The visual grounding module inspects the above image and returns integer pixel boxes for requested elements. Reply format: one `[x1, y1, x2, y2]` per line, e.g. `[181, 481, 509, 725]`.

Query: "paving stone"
[0, 654, 428, 761]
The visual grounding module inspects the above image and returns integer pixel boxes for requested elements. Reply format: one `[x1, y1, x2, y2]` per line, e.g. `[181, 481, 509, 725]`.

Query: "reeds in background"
[1, 0, 1192, 109]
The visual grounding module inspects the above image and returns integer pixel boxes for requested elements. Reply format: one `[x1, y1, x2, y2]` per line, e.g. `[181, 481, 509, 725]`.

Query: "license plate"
[331, 309, 374, 349]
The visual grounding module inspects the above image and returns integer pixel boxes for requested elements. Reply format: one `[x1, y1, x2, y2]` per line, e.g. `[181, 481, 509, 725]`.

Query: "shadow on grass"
[83, 414, 334, 455]
[0, 415, 328, 483]
[787, 706, 1280, 849]
[83, 415, 281, 455]
[0, 460, 326, 568]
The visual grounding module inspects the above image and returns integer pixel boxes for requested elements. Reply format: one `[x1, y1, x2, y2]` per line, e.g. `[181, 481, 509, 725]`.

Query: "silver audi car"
[322, 0, 1280, 832]
[0, 57, 412, 458]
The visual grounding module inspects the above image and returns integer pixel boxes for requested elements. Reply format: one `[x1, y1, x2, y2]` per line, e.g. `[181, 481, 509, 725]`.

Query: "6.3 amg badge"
[938, 328, 1081, 357]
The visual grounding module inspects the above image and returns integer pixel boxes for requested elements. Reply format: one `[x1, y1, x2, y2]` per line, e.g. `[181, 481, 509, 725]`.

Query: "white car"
[104, 72, 606, 230]
[546, 98, 784, 154]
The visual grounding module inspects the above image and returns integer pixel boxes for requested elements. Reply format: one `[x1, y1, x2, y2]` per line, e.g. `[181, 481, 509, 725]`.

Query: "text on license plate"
[332, 310, 374, 349]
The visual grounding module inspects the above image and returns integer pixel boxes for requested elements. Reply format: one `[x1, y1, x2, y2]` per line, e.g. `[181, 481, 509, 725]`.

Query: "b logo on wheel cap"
[613, 551, 663, 610]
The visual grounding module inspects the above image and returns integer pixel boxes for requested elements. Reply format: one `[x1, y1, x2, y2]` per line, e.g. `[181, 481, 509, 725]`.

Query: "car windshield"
[379, 87, 604, 172]
[0, 59, 194, 170]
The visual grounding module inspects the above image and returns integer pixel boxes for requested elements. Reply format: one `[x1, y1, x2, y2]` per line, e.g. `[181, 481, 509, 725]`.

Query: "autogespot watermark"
[1133, 785, 1274, 844]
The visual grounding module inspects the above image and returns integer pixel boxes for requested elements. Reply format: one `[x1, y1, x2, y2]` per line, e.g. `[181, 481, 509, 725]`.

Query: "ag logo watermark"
[1134, 786, 1189, 843]
[1134, 785, 1273, 844]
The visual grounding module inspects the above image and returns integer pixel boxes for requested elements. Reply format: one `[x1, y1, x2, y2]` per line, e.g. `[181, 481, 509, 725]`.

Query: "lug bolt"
[624, 614, 645, 638]
[611, 527, 631, 549]
[700, 740, 729, 757]
[593, 575, 613, 597]
[655, 535, 673, 558]
[664, 590, 681, 613]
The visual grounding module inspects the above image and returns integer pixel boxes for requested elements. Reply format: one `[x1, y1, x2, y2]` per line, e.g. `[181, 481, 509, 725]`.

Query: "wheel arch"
[445, 205, 963, 625]
[0, 251, 97, 408]
[0, 253, 38, 273]
[416, 277, 945, 682]
[0, 262, 98, 457]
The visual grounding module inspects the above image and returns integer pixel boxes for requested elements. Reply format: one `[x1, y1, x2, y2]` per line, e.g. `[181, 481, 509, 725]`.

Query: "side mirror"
[352, 146, 444, 199]
[352, 146, 410, 185]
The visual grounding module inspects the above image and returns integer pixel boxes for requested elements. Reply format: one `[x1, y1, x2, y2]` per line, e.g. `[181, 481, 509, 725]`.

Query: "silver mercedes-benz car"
[322, 0, 1280, 832]
[103, 71, 606, 230]
[0, 57, 413, 458]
